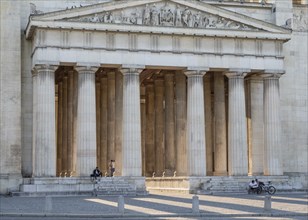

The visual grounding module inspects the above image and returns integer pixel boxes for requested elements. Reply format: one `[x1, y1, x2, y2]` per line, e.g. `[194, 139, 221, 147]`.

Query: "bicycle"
[260, 181, 276, 195]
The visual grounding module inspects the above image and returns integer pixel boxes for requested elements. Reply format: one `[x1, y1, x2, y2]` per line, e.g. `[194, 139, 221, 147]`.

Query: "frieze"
[66, 2, 257, 31]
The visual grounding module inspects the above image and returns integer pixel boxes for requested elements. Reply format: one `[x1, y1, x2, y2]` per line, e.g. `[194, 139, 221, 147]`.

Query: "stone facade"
[0, 0, 307, 194]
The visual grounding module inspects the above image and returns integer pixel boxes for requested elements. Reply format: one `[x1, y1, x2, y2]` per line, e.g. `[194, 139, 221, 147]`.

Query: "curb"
[1, 212, 307, 218]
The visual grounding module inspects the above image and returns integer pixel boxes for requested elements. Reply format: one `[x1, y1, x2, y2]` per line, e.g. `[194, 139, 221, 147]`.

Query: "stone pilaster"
[175, 72, 187, 176]
[164, 72, 175, 175]
[213, 73, 227, 176]
[120, 68, 143, 176]
[75, 66, 98, 177]
[185, 70, 207, 176]
[32, 65, 57, 177]
[225, 71, 248, 176]
[263, 73, 283, 175]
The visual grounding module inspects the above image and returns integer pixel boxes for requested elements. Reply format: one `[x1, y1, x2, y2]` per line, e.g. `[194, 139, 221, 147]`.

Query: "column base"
[213, 171, 228, 176]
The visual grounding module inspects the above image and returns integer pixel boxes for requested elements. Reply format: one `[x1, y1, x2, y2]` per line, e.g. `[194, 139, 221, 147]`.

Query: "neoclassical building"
[0, 0, 307, 194]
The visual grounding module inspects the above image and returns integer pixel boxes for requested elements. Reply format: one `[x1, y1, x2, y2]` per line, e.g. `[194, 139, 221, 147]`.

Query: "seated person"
[255, 178, 264, 186]
[249, 180, 258, 189]
[90, 167, 102, 180]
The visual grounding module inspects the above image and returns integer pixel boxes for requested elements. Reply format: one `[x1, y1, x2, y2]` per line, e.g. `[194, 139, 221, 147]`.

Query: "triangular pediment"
[27, 0, 291, 38]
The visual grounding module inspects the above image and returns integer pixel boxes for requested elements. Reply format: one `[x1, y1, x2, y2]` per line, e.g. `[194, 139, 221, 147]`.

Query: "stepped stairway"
[11, 177, 147, 196]
[198, 176, 292, 194]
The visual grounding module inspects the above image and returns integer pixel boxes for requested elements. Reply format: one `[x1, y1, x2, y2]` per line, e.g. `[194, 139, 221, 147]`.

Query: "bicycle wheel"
[268, 186, 276, 195]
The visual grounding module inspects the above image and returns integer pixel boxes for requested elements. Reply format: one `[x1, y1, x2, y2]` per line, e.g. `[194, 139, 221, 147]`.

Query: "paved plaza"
[0, 192, 307, 219]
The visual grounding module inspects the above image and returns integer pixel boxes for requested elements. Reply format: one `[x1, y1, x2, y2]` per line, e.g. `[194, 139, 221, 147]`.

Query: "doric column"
[213, 73, 227, 176]
[100, 76, 108, 172]
[145, 82, 155, 176]
[185, 70, 207, 176]
[164, 72, 175, 175]
[107, 71, 116, 163]
[246, 77, 264, 175]
[67, 70, 74, 172]
[115, 71, 123, 176]
[62, 75, 68, 172]
[262, 73, 283, 175]
[204, 74, 213, 175]
[120, 68, 143, 176]
[154, 78, 165, 176]
[56, 81, 63, 175]
[175, 71, 187, 176]
[32, 64, 57, 177]
[140, 86, 146, 176]
[96, 80, 101, 169]
[75, 66, 98, 176]
[225, 71, 248, 176]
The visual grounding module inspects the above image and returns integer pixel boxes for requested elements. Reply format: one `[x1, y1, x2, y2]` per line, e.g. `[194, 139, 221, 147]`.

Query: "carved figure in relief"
[160, 2, 174, 26]
[182, 7, 191, 27]
[91, 14, 100, 23]
[193, 12, 202, 27]
[130, 10, 140, 25]
[143, 4, 151, 25]
[293, 10, 308, 31]
[175, 5, 182, 26]
[203, 16, 210, 27]
[151, 4, 160, 26]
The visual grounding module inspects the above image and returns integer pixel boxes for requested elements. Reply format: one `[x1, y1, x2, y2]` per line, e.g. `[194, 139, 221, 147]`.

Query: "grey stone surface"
[0, 192, 307, 219]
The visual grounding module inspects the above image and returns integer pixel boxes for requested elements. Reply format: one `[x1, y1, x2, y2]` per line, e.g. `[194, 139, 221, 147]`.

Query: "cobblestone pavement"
[0, 192, 307, 219]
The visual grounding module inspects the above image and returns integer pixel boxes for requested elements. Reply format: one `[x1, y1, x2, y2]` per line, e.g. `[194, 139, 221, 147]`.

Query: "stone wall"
[280, 6, 308, 174]
[0, 0, 22, 193]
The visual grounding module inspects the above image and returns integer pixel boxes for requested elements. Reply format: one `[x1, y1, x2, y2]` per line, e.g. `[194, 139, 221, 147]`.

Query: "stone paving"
[0, 192, 307, 219]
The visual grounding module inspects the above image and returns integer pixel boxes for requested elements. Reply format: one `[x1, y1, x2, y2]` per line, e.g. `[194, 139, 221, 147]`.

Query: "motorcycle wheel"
[268, 186, 276, 195]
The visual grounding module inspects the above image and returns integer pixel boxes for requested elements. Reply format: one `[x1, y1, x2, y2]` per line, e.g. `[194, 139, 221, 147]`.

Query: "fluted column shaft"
[165, 72, 175, 175]
[175, 72, 187, 176]
[204, 74, 213, 175]
[263, 74, 283, 175]
[247, 77, 264, 175]
[76, 66, 98, 176]
[120, 68, 143, 176]
[115, 71, 123, 176]
[145, 83, 155, 176]
[100, 76, 108, 172]
[226, 71, 248, 176]
[185, 70, 206, 176]
[107, 71, 116, 163]
[214, 73, 227, 175]
[67, 71, 74, 172]
[62, 76, 68, 172]
[155, 78, 165, 176]
[32, 65, 57, 177]
[56, 81, 63, 175]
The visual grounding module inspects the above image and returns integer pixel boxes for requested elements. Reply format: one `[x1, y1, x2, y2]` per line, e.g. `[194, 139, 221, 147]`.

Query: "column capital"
[75, 66, 99, 73]
[32, 64, 57, 75]
[261, 70, 285, 79]
[225, 70, 249, 79]
[119, 68, 144, 76]
[184, 70, 208, 77]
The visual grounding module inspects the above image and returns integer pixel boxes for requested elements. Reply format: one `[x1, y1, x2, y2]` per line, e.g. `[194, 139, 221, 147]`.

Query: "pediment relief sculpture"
[66, 2, 257, 31]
